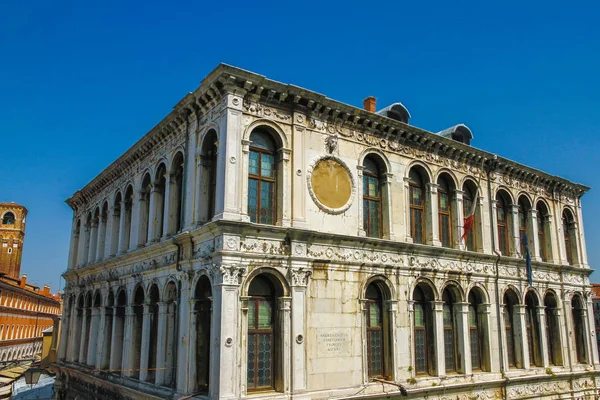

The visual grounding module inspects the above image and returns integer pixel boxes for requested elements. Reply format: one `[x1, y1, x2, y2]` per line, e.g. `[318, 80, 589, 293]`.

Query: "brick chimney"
[43, 285, 50, 295]
[363, 96, 377, 112]
[20, 274, 26, 288]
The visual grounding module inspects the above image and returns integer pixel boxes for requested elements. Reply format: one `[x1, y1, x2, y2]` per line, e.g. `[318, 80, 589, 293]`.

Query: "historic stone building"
[55, 64, 599, 400]
[0, 202, 62, 363]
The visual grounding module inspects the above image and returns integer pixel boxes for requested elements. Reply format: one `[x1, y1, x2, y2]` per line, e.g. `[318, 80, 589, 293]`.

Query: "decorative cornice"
[65, 63, 590, 212]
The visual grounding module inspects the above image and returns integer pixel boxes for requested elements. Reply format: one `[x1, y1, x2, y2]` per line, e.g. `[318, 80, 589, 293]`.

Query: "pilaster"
[427, 183, 442, 247]
[432, 300, 445, 377]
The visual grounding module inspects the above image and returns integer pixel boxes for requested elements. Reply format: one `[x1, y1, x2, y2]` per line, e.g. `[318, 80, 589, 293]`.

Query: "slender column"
[104, 210, 114, 259]
[122, 305, 135, 377]
[78, 224, 89, 267]
[571, 222, 583, 266]
[557, 302, 571, 367]
[162, 175, 172, 238]
[155, 302, 168, 386]
[510, 205, 520, 257]
[529, 209, 541, 261]
[176, 279, 191, 392]
[109, 309, 121, 372]
[68, 305, 80, 362]
[476, 195, 488, 253]
[133, 190, 146, 249]
[478, 303, 495, 372]
[491, 199, 500, 254]
[78, 308, 89, 363]
[117, 201, 128, 254]
[537, 306, 549, 367]
[403, 177, 412, 243]
[514, 304, 528, 369]
[108, 206, 120, 257]
[57, 302, 70, 360]
[193, 155, 203, 225]
[99, 307, 113, 369]
[575, 202, 589, 266]
[279, 297, 292, 391]
[139, 304, 152, 382]
[455, 302, 470, 374]
[95, 216, 107, 262]
[581, 303, 594, 364]
[427, 183, 441, 246]
[382, 172, 395, 240]
[453, 190, 465, 250]
[147, 185, 159, 243]
[87, 307, 101, 366]
[88, 220, 98, 264]
[356, 166, 366, 237]
[187, 299, 198, 391]
[586, 298, 599, 365]
[67, 219, 79, 269]
[432, 300, 445, 376]
[290, 266, 310, 392]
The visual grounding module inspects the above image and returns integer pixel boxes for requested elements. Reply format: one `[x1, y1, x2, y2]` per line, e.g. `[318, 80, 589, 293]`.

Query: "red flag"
[462, 188, 478, 241]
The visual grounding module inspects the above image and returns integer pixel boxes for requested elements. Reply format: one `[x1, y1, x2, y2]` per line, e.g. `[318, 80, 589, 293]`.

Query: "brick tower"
[0, 202, 27, 279]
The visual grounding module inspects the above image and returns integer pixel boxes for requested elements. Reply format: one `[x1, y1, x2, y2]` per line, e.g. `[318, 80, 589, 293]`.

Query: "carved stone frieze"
[239, 238, 289, 255]
[242, 99, 291, 122]
[507, 380, 569, 398]
[408, 256, 496, 275]
[193, 238, 216, 260]
[306, 244, 404, 265]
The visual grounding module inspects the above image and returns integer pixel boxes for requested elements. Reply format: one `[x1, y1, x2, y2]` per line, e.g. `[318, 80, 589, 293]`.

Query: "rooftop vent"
[376, 103, 411, 124]
[436, 124, 473, 146]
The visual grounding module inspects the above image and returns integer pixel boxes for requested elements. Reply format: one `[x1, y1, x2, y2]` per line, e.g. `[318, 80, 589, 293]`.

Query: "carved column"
[478, 303, 495, 372]
[155, 301, 168, 386]
[455, 302, 470, 374]
[514, 304, 528, 369]
[529, 209, 541, 261]
[490, 199, 500, 254]
[427, 183, 442, 247]
[109, 307, 121, 372]
[139, 304, 152, 382]
[240, 139, 251, 223]
[289, 266, 311, 393]
[87, 306, 101, 366]
[78, 307, 89, 363]
[108, 205, 120, 257]
[95, 214, 107, 262]
[162, 174, 172, 239]
[280, 148, 291, 227]
[545, 215, 557, 263]
[571, 221, 583, 267]
[68, 300, 81, 362]
[193, 153, 204, 225]
[79, 223, 90, 267]
[403, 177, 412, 243]
[382, 172, 395, 240]
[585, 296, 599, 365]
[537, 306, 549, 367]
[176, 275, 192, 392]
[432, 300, 445, 376]
[135, 190, 148, 249]
[510, 204, 521, 257]
[57, 298, 70, 360]
[476, 195, 488, 253]
[211, 264, 246, 398]
[88, 219, 98, 264]
[147, 183, 159, 243]
[99, 306, 112, 370]
[121, 305, 135, 377]
[356, 166, 366, 237]
[117, 201, 128, 254]
[575, 202, 589, 266]
[453, 189, 465, 250]
[67, 218, 79, 269]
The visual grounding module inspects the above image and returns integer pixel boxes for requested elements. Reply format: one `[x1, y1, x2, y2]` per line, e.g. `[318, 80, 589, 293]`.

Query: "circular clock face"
[310, 158, 353, 210]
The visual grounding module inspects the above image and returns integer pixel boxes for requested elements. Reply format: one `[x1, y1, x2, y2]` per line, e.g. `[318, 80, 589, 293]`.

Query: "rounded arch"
[361, 274, 395, 300]
[562, 206, 576, 221]
[92, 290, 102, 307]
[77, 293, 85, 309]
[571, 292, 585, 307]
[439, 280, 465, 302]
[543, 289, 559, 306]
[197, 123, 220, 145]
[535, 197, 551, 214]
[163, 279, 178, 302]
[192, 270, 214, 290]
[409, 277, 439, 301]
[516, 192, 533, 209]
[502, 285, 521, 305]
[194, 274, 213, 301]
[242, 267, 290, 298]
[358, 148, 391, 174]
[244, 119, 289, 149]
[461, 176, 481, 191]
[154, 162, 167, 181]
[140, 171, 152, 191]
[524, 287, 542, 305]
[115, 286, 128, 306]
[85, 291, 93, 308]
[434, 168, 459, 189]
[105, 289, 115, 307]
[496, 187, 515, 205]
[466, 283, 490, 303]
[405, 161, 433, 184]
[133, 283, 145, 305]
[145, 279, 161, 295]
[170, 149, 185, 172]
[113, 190, 123, 207]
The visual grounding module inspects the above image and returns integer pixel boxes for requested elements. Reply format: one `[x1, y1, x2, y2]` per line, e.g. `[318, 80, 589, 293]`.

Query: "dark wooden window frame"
[438, 182, 452, 248]
[363, 162, 382, 238]
[248, 144, 277, 225]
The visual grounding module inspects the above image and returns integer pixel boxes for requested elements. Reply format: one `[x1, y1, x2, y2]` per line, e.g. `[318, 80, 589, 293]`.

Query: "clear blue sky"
[1, 1, 599, 292]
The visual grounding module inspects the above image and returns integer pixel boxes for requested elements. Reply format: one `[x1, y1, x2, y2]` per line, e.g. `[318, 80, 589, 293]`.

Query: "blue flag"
[522, 233, 533, 287]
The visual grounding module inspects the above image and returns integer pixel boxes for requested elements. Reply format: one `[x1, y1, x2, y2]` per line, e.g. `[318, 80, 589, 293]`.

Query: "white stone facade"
[55, 64, 600, 400]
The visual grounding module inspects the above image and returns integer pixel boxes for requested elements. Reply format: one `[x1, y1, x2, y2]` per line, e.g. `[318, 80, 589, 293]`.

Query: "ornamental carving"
[193, 239, 216, 260]
[240, 238, 289, 255]
[507, 381, 569, 398]
[289, 268, 312, 286]
[208, 264, 247, 285]
[242, 99, 291, 122]
[306, 244, 403, 265]
[408, 256, 495, 275]
[563, 273, 584, 284]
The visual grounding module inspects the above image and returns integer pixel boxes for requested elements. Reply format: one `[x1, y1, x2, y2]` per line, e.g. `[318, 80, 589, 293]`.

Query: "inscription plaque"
[316, 329, 351, 357]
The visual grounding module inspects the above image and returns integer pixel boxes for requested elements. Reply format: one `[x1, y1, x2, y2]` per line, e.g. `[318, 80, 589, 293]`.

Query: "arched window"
[563, 210, 577, 265]
[544, 292, 562, 366]
[496, 192, 511, 256]
[110, 193, 121, 256]
[518, 197, 530, 257]
[437, 176, 453, 248]
[413, 283, 435, 375]
[248, 130, 277, 225]
[2, 212, 15, 225]
[169, 152, 185, 234]
[123, 186, 134, 251]
[525, 292, 542, 366]
[247, 275, 277, 391]
[442, 288, 458, 372]
[363, 157, 382, 238]
[503, 289, 521, 368]
[365, 283, 384, 377]
[153, 163, 167, 241]
[140, 173, 152, 246]
[572, 295, 587, 364]
[537, 202, 549, 262]
[409, 169, 426, 244]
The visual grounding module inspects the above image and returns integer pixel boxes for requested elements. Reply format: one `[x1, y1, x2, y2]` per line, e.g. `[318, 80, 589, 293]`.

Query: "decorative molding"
[306, 155, 356, 215]
[289, 268, 312, 287]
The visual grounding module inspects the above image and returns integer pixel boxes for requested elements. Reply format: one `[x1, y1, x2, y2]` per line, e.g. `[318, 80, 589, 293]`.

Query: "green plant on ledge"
[432, 382, 437, 387]
[406, 378, 417, 385]
[407, 366, 413, 372]
[545, 367, 555, 376]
